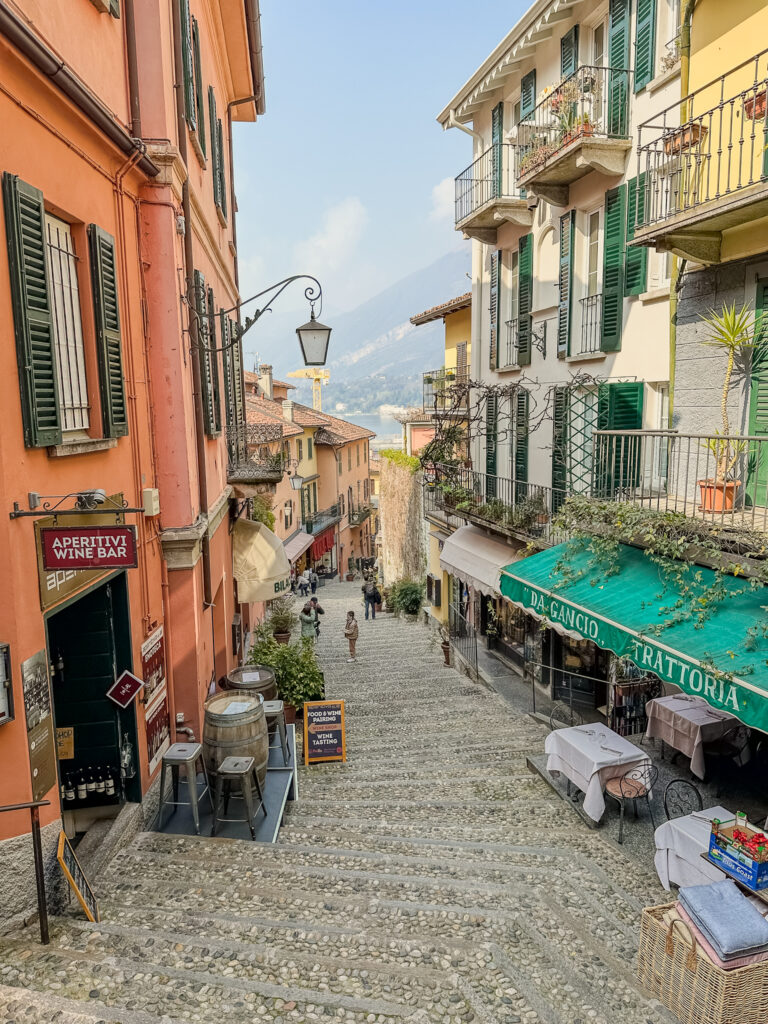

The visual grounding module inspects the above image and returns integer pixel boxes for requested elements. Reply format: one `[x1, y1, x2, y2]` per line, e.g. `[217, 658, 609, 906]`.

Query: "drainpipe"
[445, 109, 482, 143]
[123, 0, 142, 139]
[668, 0, 699, 427]
[170, 0, 212, 608]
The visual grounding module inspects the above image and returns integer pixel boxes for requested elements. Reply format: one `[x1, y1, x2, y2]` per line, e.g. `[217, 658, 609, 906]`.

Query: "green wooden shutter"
[596, 381, 644, 493]
[520, 70, 537, 119]
[489, 250, 500, 369]
[552, 386, 569, 509]
[517, 233, 533, 366]
[634, 0, 657, 92]
[208, 87, 220, 208]
[207, 287, 221, 436]
[194, 269, 214, 436]
[747, 282, 768, 504]
[514, 389, 529, 501]
[625, 174, 648, 296]
[179, 0, 196, 130]
[608, 0, 630, 135]
[560, 25, 579, 79]
[191, 16, 206, 156]
[230, 319, 244, 430]
[216, 118, 227, 218]
[221, 316, 232, 428]
[485, 393, 498, 499]
[558, 210, 575, 358]
[601, 185, 627, 351]
[2, 173, 62, 447]
[88, 225, 128, 438]
[491, 102, 504, 198]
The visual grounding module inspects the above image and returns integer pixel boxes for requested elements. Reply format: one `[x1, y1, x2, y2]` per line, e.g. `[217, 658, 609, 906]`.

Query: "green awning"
[500, 542, 768, 733]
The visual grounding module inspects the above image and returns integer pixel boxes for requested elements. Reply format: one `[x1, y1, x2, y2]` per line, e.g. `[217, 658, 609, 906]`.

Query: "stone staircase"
[0, 586, 674, 1024]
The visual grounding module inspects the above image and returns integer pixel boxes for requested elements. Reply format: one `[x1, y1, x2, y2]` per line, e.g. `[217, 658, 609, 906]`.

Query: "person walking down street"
[362, 578, 378, 620]
[344, 610, 359, 662]
[299, 602, 316, 640]
[310, 597, 324, 639]
[310, 570, 319, 595]
[298, 570, 310, 598]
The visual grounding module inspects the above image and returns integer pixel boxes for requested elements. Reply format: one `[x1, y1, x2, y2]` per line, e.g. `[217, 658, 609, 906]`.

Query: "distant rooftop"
[410, 292, 471, 326]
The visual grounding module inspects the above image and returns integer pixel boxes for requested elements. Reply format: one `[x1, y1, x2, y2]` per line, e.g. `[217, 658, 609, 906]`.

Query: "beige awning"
[440, 525, 524, 597]
[283, 531, 313, 563]
[233, 519, 291, 602]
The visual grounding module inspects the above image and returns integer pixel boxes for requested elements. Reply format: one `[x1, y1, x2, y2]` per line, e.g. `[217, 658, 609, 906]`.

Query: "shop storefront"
[311, 526, 337, 576]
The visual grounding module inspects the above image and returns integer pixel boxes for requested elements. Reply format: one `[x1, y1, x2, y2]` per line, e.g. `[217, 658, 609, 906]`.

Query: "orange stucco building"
[0, 0, 263, 913]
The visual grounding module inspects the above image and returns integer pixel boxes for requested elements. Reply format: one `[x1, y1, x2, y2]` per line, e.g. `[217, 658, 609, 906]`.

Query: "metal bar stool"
[158, 742, 211, 836]
[211, 755, 267, 840]
[264, 700, 290, 765]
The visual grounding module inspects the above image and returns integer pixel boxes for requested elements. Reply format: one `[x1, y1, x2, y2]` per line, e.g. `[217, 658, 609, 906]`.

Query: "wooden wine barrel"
[203, 691, 269, 787]
[224, 666, 277, 703]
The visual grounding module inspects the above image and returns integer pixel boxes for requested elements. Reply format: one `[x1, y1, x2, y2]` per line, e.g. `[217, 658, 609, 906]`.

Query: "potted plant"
[248, 635, 324, 723]
[697, 303, 761, 512]
[389, 578, 424, 619]
[267, 595, 297, 644]
[663, 121, 707, 156]
[744, 89, 767, 122]
[485, 599, 500, 649]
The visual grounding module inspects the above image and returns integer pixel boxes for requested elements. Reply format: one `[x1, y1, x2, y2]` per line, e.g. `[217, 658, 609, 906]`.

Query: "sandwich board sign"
[303, 700, 346, 765]
[57, 831, 99, 922]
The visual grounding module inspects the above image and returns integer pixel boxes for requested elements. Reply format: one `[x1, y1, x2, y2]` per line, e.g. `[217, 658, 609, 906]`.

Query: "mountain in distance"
[248, 249, 470, 414]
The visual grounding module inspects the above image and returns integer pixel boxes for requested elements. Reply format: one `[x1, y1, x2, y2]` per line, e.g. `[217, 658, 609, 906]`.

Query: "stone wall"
[379, 455, 425, 586]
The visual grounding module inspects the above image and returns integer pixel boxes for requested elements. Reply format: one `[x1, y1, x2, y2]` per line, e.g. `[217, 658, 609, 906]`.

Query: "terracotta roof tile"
[245, 396, 303, 437]
[410, 292, 471, 326]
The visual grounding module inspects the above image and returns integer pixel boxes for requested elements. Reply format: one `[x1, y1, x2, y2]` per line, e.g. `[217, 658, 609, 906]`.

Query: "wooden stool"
[211, 755, 267, 840]
[158, 742, 211, 836]
[264, 700, 290, 765]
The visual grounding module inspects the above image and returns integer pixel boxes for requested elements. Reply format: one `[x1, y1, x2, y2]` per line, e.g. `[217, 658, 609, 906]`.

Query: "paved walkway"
[0, 582, 674, 1024]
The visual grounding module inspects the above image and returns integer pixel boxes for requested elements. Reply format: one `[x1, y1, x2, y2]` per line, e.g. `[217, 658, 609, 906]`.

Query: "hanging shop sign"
[146, 689, 171, 775]
[140, 626, 166, 708]
[303, 700, 346, 765]
[57, 831, 99, 922]
[106, 670, 144, 709]
[40, 525, 137, 571]
[35, 495, 127, 610]
[20, 649, 57, 802]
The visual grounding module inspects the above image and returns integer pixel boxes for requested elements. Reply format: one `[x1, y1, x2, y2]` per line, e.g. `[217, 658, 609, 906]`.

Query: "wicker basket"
[637, 903, 768, 1024]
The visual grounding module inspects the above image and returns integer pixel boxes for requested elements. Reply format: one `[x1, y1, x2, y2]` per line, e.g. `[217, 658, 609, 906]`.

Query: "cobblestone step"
[0, 983, 195, 1024]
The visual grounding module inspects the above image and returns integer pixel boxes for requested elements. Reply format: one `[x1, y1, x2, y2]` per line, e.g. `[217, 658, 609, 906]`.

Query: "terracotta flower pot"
[345, 573, 354, 582]
[283, 703, 298, 725]
[697, 478, 739, 513]
[273, 631, 291, 645]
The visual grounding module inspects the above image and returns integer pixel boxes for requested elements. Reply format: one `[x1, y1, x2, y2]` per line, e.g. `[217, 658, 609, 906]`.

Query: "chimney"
[258, 363, 273, 400]
[282, 400, 294, 422]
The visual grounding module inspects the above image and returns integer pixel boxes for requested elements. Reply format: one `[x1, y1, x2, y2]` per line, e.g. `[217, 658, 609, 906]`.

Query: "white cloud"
[429, 176, 455, 222]
[293, 197, 368, 274]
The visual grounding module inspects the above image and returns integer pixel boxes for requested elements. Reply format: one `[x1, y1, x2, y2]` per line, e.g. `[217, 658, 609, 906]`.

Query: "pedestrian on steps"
[310, 596, 324, 639]
[310, 569, 319, 595]
[344, 610, 359, 662]
[362, 578, 377, 620]
[299, 602, 316, 640]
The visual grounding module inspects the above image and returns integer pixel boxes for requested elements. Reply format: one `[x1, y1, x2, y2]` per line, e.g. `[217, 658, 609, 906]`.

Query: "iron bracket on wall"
[9, 492, 143, 522]
[229, 497, 252, 533]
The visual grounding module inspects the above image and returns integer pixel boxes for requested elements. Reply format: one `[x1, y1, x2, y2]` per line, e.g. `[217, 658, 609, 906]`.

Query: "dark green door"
[491, 102, 504, 198]
[485, 394, 498, 499]
[47, 574, 139, 803]
[748, 281, 768, 505]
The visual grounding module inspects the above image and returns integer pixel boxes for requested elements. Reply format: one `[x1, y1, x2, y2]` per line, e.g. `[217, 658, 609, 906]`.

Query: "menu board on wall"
[146, 689, 170, 775]
[141, 627, 166, 707]
[21, 649, 57, 802]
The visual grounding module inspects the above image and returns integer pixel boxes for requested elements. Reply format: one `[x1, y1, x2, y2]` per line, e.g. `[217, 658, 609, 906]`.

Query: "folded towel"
[679, 881, 768, 959]
[675, 904, 768, 971]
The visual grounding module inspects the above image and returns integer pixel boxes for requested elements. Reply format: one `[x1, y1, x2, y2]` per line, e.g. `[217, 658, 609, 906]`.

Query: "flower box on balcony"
[663, 122, 708, 156]
[744, 89, 767, 122]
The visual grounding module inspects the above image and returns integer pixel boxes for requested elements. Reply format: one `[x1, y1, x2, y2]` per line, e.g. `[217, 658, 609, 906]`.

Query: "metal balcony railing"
[591, 430, 768, 532]
[448, 605, 478, 676]
[454, 143, 525, 224]
[635, 48, 768, 233]
[348, 504, 372, 527]
[502, 319, 520, 367]
[304, 503, 341, 535]
[226, 423, 286, 483]
[516, 64, 631, 180]
[422, 367, 469, 414]
[428, 463, 567, 545]
[578, 294, 602, 355]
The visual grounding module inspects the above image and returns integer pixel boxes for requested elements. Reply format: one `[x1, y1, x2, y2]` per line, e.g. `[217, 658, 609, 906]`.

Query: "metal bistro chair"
[605, 763, 659, 844]
[663, 778, 703, 821]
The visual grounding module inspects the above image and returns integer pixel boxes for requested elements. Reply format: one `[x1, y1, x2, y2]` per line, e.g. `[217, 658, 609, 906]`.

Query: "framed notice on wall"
[21, 649, 57, 802]
[303, 700, 346, 765]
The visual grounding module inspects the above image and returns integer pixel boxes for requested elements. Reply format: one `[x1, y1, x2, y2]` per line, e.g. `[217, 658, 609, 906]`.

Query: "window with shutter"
[634, 0, 656, 92]
[485, 393, 498, 498]
[489, 250, 500, 369]
[595, 382, 644, 493]
[520, 70, 537, 119]
[625, 174, 648, 296]
[560, 25, 579, 79]
[191, 16, 206, 157]
[88, 225, 128, 438]
[207, 287, 221, 436]
[433, 578, 442, 608]
[558, 211, 575, 358]
[608, 0, 630, 135]
[601, 184, 626, 351]
[514, 389, 529, 501]
[46, 216, 89, 433]
[179, 0, 196, 130]
[552, 386, 569, 509]
[208, 87, 220, 209]
[221, 316, 232, 428]
[491, 102, 504, 198]
[2, 173, 63, 447]
[193, 270, 213, 435]
[517, 234, 533, 366]
[230, 319, 244, 430]
[748, 282, 768, 504]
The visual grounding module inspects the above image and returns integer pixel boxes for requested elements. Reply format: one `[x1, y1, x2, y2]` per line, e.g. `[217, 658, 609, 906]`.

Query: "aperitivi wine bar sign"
[40, 526, 138, 570]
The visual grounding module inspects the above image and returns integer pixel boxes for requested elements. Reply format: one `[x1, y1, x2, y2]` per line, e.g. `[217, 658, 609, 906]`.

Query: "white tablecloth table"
[544, 723, 651, 822]
[653, 805, 731, 890]
[645, 695, 741, 779]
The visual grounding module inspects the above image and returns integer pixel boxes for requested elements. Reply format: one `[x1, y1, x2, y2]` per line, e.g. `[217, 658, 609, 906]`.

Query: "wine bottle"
[76, 770, 87, 801]
[105, 767, 116, 797]
[96, 766, 106, 795]
[86, 766, 96, 794]
[64, 773, 76, 802]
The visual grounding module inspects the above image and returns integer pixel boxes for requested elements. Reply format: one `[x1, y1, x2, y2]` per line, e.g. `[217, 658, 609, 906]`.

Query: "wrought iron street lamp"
[296, 312, 332, 367]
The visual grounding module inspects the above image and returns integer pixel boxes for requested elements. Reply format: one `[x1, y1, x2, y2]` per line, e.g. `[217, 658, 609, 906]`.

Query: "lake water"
[344, 412, 403, 450]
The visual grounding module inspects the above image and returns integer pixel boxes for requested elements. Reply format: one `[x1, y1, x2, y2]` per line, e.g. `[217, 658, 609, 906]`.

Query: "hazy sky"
[232, 0, 525, 358]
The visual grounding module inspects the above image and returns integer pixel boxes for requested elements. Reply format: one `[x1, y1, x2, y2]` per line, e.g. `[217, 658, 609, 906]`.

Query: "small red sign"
[40, 526, 138, 571]
[106, 670, 144, 709]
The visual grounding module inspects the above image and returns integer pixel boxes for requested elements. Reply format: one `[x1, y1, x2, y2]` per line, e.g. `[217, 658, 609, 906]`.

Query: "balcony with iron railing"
[348, 504, 372, 527]
[516, 65, 633, 205]
[226, 423, 286, 487]
[304, 503, 341, 535]
[500, 319, 520, 368]
[422, 366, 470, 415]
[454, 143, 532, 242]
[577, 293, 603, 356]
[591, 430, 768, 533]
[427, 463, 567, 547]
[632, 48, 768, 263]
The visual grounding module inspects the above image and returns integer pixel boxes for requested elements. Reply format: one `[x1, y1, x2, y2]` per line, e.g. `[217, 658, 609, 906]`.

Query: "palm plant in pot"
[267, 595, 298, 644]
[697, 303, 761, 512]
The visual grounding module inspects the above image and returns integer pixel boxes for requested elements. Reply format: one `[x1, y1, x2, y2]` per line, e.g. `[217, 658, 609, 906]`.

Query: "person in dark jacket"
[310, 596, 324, 639]
[362, 578, 377, 620]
